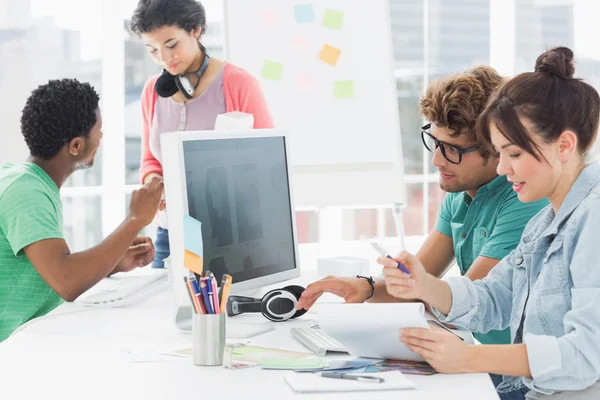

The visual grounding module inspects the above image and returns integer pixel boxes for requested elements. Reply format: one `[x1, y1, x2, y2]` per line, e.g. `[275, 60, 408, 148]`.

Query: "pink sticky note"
[295, 74, 315, 93]
[260, 10, 281, 28]
[291, 36, 311, 53]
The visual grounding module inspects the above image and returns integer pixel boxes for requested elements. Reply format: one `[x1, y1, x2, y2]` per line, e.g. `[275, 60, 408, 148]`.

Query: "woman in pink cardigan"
[130, 0, 274, 268]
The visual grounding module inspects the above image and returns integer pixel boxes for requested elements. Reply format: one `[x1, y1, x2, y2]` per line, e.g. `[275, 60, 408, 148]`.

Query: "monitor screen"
[182, 136, 296, 285]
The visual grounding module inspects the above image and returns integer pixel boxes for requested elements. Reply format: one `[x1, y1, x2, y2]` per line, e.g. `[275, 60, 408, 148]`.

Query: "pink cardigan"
[139, 63, 275, 182]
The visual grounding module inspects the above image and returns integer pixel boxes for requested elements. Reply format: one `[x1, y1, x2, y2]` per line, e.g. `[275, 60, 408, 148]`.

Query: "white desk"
[0, 282, 499, 400]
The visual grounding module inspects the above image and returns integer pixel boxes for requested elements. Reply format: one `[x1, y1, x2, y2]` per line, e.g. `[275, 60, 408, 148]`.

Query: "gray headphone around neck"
[154, 52, 210, 99]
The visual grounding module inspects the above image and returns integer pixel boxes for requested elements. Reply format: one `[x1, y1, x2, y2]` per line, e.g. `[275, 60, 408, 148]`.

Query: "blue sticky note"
[183, 215, 203, 256]
[294, 4, 315, 23]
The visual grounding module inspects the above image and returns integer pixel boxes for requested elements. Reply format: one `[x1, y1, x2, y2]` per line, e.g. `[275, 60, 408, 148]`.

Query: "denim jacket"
[433, 162, 600, 395]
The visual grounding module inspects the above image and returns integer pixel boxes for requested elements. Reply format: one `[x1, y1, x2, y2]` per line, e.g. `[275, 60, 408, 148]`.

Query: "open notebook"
[284, 372, 415, 394]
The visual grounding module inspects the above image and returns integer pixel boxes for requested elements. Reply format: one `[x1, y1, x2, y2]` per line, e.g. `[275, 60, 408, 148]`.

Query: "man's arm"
[368, 229, 455, 302]
[24, 217, 146, 302]
[463, 255, 501, 281]
[24, 178, 163, 302]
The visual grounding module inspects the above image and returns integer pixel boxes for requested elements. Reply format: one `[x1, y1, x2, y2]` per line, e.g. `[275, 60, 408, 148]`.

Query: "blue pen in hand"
[370, 241, 411, 275]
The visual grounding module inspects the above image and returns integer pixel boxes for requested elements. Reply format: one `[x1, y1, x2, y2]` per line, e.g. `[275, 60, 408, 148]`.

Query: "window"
[2, 0, 590, 261]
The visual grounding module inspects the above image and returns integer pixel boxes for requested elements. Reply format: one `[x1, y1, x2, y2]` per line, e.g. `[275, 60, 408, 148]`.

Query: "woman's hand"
[379, 250, 429, 300]
[400, 328, 473, 373]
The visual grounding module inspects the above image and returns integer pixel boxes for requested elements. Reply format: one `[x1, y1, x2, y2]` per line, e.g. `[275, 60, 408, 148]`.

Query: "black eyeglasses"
[420, 124, 479, 165]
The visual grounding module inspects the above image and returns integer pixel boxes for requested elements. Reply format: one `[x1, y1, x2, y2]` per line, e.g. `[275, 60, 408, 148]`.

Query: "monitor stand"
[174, 305, 275, 338]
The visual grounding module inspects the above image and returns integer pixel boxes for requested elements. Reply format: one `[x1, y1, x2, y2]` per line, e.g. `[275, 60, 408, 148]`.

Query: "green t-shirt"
[0, 163, 64, 341]
[435, 174, 548, 345]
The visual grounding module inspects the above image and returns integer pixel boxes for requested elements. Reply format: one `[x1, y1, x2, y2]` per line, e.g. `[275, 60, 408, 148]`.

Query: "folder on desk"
[316, 303, 473, 362]
[284, 371, 415, 394]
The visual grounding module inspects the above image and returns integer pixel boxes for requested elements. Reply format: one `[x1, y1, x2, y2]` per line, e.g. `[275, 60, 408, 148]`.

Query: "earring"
[70, 151, 78, 156]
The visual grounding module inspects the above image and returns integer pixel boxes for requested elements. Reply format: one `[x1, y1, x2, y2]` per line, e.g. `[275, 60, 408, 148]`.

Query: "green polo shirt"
[435, 174, 548, 345]
[0, 163, 64, 342]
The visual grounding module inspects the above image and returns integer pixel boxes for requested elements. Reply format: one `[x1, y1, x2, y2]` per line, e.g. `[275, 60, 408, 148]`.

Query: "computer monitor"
[161, 129, 301, 334]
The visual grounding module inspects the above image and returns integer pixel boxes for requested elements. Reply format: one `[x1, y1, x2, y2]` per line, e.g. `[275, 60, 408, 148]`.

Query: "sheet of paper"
[231, 345, 312, 363]
[294, 4, 315, 23]
[322, 9, 344, 30]
[317, 303, 430, 361]
[260, 357, 327, 370]
[261, 60, 284, 81]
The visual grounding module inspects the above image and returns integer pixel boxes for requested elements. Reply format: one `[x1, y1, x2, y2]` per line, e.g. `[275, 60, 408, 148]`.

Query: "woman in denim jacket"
[380, 47, 600, 399]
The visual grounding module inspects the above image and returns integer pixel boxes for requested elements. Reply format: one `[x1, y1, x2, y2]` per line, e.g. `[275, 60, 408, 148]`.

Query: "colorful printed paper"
[318, 44, 342, 66]
[322, 9, 344, 30]
[294, 4, 315, 23]
[261, 60, 284, 81]
[334, 80, 355, 99]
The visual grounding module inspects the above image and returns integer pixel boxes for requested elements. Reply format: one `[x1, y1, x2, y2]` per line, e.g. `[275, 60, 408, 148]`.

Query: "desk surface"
[0, 278, 499, 400]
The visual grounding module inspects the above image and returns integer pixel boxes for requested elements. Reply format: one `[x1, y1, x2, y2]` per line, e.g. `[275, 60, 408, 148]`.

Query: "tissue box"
[214, 111, 254, 130]
[317, 257, 369, 277]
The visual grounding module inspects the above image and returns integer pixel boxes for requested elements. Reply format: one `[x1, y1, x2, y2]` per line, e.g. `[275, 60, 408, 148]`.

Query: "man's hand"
[109, 236, 155, 276]
[296, 276, 372, 311]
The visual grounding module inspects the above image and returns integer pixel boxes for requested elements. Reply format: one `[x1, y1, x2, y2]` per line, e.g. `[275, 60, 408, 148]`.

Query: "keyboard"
[291, 326, 348, 357]
[77, 269, 170, 307]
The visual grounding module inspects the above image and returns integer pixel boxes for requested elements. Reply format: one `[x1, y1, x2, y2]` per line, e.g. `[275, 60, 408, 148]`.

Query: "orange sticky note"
[318, 44, 342, 66]
[184, 249, 203, 275]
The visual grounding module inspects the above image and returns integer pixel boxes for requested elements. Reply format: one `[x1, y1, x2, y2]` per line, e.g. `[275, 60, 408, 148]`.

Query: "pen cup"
[192, 313, 226, 366]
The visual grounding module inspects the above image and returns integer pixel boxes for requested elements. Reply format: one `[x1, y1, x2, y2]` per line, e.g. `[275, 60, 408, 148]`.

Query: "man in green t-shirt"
[296, 66, 547, 399]
[0, 79, 163, 342]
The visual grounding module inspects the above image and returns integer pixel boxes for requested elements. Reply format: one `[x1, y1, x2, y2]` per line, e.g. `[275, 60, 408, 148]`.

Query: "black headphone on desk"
[226, 285, 308, 322]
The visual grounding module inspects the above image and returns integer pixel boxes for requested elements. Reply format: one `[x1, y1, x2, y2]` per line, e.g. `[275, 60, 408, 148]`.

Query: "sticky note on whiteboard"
[318, 44, 342, 66]
[261, 60, 284, 81]
[294, 4, 315, 23]
[334, 81, 355, 99]
[295, 74, 315, 93]
[260, 10, 281, 27]
[323, 9, 344, 30]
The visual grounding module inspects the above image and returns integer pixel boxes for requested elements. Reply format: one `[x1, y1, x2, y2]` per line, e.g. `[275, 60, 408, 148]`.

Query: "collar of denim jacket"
[542, 161, 600, 238]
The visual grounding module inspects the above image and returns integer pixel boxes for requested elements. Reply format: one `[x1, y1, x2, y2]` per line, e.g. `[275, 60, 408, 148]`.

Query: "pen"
[209, 274, 220, 314]
[427, 319, 464, 341]
[190, 276, 207, 314]
[183, 277, 200, 314]
[370, 241, 411, 275]
[200, 278, 214, 314]
[219, 274, 232, 314]
[321, 372, 384, 383]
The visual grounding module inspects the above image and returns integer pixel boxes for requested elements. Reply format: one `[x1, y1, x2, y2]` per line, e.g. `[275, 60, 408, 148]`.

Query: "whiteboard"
[223, 0, 406, 206]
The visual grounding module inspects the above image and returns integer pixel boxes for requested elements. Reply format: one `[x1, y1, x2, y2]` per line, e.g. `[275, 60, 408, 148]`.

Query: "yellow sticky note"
[184, 249, 203, 274]
[318, 44, 342, 66]
[323, 9, 344, 30]
[334, 80, 355, 99]
[261, 60, 284, 81]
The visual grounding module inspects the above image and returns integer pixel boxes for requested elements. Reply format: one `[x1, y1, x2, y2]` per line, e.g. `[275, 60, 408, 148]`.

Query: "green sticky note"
[232, 346, 266, 355]
[334, 80, 355, 99]
[259, 357, 326, 370]
[261, 60, 283, 81]
[323, 9, 344, 30]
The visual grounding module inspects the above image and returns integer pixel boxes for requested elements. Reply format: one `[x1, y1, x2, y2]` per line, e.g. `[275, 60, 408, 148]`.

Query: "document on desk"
[316, 303, 431, 362]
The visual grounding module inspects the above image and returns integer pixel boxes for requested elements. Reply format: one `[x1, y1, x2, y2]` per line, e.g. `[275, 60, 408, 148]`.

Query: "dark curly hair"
[20, 78, 99, 160]
[420, 65, 505, 157]
[130, 0, 207, 36]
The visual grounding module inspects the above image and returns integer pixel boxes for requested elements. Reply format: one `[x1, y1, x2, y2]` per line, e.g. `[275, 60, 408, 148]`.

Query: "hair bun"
[534, 47, 575, 79]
